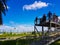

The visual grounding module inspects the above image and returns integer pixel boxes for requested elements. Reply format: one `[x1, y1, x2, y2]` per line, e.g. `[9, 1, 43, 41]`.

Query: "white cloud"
[58, 16, 60, 19]
[0, 21, 50, 33]
[23, 1, 50, 10]
[16, 24, 34, 32]
[0, 24, 34, 33]
[0, 24, 49, 33]
[0, 25, 14, 32]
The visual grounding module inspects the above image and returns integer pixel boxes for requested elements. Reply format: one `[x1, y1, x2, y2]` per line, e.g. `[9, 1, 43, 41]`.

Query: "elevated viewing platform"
[33, 11, 60, 45]
[34, 11, 60, 27]
[35, 20, 60, 27]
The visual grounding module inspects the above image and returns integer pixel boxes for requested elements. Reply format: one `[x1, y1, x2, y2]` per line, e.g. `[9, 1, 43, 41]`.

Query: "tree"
[0, 0, 7, 25]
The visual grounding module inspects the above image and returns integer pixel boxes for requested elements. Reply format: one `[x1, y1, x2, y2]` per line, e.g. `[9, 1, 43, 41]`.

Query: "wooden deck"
[35, 21, 60, 27]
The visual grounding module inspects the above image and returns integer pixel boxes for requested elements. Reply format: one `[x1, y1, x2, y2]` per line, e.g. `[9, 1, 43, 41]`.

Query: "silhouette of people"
[42, 14, 46, 22]
[40, 18, 42, 24]
[35, 17, 38, 24]
[48, 11, 52, 22]
[40, 14, 46, 24]
[53, 13, 58, 22]
[47, 11, 52, 32]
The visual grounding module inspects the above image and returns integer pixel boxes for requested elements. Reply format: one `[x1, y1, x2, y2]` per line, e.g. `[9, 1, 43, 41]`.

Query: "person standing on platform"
[48, 11, 52, 22]
[53, 13, 58, 23]
[47, 11, 52, 35]
[43, 14, 46, 22]
[40, 14, 46, 24]
[35, 17, 38, 24]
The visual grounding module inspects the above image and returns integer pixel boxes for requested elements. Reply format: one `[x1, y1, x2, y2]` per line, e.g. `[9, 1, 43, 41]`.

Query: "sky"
[0, 0, 60, 33]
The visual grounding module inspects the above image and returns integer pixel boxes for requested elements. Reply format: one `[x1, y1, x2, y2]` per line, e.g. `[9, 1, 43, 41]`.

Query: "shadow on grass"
[16, 39, 34, 45]
[0, 38, 36, 45]
[50, 39, 60, 45]
[0, 40, 16, 45]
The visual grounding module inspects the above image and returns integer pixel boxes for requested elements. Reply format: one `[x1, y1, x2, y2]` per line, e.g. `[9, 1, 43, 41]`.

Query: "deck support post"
[42, 25, 44, 38]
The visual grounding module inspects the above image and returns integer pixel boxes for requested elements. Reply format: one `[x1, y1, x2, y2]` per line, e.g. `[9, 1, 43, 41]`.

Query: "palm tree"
[0, 0, 7, 25]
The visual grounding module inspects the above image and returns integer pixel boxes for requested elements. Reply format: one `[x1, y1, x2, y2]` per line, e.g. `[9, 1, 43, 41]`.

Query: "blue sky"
[0, 0, 60, 32]
[2, 0, 60, 25]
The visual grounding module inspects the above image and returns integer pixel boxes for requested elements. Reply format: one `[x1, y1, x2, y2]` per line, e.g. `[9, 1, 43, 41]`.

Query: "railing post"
[42, 25, 44, 38]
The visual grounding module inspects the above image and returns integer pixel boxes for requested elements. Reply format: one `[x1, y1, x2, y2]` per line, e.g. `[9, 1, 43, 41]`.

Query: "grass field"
[0, 37, 40, 45]
[0, 40, 16, 45]
[0, 32, 41, 45]
[50, 39, 60, 45]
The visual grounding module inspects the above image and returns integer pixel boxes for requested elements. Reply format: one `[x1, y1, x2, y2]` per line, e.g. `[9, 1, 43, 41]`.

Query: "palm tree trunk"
[0, 12, 3, 25]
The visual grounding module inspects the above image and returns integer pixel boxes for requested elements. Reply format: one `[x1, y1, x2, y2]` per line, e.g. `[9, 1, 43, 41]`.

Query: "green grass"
[50, 39, 60, 45]
[16, 38, 34, 45]
[0, 32, 31, 38]
[0, 37, 40, 45]
[0, 40, 16, 45]
[0, 32, 42, 38]
[0, 32, 41, 45]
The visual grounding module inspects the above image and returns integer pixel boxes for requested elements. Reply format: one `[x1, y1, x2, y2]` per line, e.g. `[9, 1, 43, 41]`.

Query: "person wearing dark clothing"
[40, 14, 46, 24]
[47, 11, 52, 34]
[53, 13, 58, 22]
[43, 14, 46, 22]
[48, 11, 52, 22]
[35, 17, 38, 24]
[40, 18, 42, 24]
